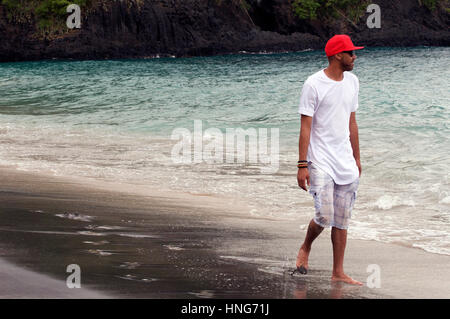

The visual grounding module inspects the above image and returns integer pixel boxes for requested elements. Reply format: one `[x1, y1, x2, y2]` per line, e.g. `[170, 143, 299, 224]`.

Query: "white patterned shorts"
[308, 162, 359, 230]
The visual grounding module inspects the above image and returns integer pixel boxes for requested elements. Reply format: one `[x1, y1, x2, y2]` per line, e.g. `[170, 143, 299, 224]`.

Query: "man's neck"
[324, 65, 344, 81]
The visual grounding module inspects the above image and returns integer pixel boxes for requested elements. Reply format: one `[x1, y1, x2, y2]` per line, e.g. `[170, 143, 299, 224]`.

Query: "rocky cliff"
[0, 0, 449, 62]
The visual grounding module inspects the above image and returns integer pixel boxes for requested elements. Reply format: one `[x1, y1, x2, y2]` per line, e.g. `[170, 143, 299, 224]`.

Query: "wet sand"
[0, 257, 108, 298]
[0, 167, 449, 299]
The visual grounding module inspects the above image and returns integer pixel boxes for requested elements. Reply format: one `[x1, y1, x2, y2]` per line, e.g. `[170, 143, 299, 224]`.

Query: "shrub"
[292, 0, 368, 22]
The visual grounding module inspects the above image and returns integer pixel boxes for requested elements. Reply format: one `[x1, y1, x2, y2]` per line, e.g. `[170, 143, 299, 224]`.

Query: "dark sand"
[0, 167, 449, 299]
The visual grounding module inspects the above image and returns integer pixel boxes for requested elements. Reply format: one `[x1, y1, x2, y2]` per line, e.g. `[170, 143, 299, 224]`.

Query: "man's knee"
[312, 217, 326, 230]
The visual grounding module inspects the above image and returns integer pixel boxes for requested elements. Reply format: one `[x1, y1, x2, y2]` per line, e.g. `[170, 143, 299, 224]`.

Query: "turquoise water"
[0, 47, 449, 255]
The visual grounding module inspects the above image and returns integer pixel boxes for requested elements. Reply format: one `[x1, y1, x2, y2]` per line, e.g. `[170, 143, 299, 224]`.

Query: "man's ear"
[334, 53, 343, 61]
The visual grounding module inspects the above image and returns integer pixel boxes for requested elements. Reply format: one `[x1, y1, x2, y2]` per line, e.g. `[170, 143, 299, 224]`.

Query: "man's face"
[338, 51, 357, 71]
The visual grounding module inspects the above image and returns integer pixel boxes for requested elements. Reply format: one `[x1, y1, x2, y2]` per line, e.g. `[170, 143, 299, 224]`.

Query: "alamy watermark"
[367, 4, 381, 29]
[366, 264, 381, 288]
[66, 4, 81, 29]
[66, 264, 81, 288]
[171, 120, 279, 174]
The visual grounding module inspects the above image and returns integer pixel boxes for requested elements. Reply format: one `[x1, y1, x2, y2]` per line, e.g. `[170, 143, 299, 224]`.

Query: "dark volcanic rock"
[0, 0, 448, 62]
[247, 0, 450, 45]
[351, 0, 450, 46]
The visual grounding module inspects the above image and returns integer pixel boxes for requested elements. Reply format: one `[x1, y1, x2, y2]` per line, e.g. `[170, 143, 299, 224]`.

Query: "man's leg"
[331, 227, 362, 285]
[296, 219, 324, 270]
[331, 178, 361, 285]
[296, 163, 332, 273]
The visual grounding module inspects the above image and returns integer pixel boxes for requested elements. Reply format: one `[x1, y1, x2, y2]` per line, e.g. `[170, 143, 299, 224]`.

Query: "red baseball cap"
[325, 34, 364, 57]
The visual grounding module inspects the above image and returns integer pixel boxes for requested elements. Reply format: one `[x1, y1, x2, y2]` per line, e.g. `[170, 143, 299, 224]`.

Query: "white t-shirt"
[298, 69, 359, 185]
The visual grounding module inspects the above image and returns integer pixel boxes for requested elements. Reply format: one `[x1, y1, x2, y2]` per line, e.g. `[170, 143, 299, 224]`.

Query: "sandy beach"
[0, 166, 449, 299]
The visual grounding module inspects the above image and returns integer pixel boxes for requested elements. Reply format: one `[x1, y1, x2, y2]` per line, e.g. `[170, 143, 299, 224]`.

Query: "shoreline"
[0, 166, 449, 298]
[0, 45, 447, 64]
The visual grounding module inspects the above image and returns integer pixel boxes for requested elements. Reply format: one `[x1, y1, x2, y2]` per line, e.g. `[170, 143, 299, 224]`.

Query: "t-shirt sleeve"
[351, 77, 360, 112]
[298, 82, 318, 117]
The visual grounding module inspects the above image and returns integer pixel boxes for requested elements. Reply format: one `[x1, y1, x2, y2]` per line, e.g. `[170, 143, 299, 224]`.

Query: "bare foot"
[296, 245, 310, 273]
[331, 273, 363, 286]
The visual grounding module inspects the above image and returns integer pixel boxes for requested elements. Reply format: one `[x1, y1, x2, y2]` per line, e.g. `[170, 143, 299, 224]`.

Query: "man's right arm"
[297, 114, 312, 191]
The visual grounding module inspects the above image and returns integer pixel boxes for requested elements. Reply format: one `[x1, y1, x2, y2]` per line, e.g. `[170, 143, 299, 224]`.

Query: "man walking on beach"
[295, 35, 363, 285]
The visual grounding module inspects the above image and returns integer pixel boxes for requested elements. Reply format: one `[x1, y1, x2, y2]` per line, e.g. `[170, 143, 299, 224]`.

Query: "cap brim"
[352, 46, 365, 50]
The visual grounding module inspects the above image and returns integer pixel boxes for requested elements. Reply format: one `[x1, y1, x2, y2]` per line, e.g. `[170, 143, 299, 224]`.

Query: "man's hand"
[297, 168, 310, 191]
[356, 159, 362, 177]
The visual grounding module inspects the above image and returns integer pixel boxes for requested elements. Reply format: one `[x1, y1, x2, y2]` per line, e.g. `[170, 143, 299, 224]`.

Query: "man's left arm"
[349, 112, 361, 177]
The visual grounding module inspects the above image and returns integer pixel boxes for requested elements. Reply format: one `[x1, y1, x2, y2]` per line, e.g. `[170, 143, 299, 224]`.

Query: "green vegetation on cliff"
[420, 0, 441, 10]
[1, 0, 89, 32]
[292, 0, 448, 22]
[37, 0, 87, 29]
[292, 0, 369, 22]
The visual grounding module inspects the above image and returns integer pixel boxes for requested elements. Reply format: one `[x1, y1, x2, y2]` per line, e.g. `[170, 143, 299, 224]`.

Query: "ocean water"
[0, 47, 449, 255]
